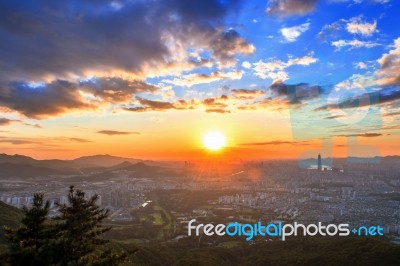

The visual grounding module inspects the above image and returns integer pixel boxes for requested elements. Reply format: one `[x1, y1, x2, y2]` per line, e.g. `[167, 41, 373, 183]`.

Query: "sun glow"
[203, 131, 227, 151]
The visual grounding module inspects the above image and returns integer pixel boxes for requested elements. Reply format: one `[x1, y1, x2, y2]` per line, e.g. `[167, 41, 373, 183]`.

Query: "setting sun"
[203, 131, 227, 151]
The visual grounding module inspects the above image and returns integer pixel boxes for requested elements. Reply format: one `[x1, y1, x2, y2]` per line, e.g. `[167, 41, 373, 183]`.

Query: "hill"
[0, 154, 37, 165]
[130, 236, 400, 265]
[0, 154, 163, 178]
[72, 154, 145, 167]
[0, 162, 75, 179]
[0, 154, 79, 172]
[0, 202, 22, 245]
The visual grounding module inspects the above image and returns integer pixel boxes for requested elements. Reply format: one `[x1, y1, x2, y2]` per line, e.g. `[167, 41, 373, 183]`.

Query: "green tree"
[4, 193, 51, 266]
[53, 186, 112, 266]
[3, 187, 129, 266]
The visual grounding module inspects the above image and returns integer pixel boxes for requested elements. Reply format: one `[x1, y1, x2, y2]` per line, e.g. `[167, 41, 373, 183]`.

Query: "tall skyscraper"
[318, 154, 322, 171]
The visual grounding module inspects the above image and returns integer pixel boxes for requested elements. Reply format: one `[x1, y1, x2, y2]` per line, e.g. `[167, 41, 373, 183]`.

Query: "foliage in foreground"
[131, 236, 400, 266]
[2, 186, 128, 266]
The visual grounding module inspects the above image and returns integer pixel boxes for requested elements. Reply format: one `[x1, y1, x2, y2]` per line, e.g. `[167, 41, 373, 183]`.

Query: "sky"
[0, 0, 399, 160]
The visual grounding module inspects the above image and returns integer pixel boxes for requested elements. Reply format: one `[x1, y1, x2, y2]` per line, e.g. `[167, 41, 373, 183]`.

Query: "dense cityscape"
[1, 153, 399, 245]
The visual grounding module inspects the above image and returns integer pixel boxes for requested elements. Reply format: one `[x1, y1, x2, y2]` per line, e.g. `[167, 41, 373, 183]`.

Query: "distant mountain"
[0, 201, 23, 244]
[0, 154, 79, 171]
[66, 161, 184, 181]
[0, 162, 75, 179]
[0, 153, 163, 171]
[72, 154, 145, 167]
[72, 154, 161, 167]
[2, 153, 399, 179]
[38, 159, 81, 171]
[119, 162, 185, 178]
[0, 153, 171, 179]
[86, 162, 164, 178]
[0, 153, 37, 165]
[120, 162, 161, 176]
[109, 161, 133, 170]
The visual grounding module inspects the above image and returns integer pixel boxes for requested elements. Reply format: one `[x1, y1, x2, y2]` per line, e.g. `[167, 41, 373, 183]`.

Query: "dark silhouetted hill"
[0, 202, 22, 244]
[0, 163, 75, 179]
[72, 154, 145, 167]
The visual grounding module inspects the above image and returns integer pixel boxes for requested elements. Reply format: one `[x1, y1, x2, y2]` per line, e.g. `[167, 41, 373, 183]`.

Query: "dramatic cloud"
[280, 23, 310, 42]
[79, 78, 157, 103]
[346, 17, 377, 37]
[121, 93, 253, 114]
[254, 60, 287, 81]
[377, 37, 400, 86]
[97, 130, 140, 136]
[202, 96, 228, 107]
[320, 16, 377, 43]
[331, 39, 381, 51]
[0, 118, 20, 126]
[136, 97, 176, 110]
[209, 29, 255, 67]
[124, 96, 184, 112]
[231, 89, 265, 99]
[314, 87, 400, 110]
[205, 108, 231, 114]
[266, 0, 319, 16]
[0, 0, 253, 86]
[0, 78, 156, 118]
[338, 133, 382, 137]
[0, 0, 394, 121]
[231, 89, 264, 95]
[0, 0, 255, 118]
[163, 71, 243, 87]
[253, 55, 318, 83]
[0, 80, 92, 118]
[269, 82, 324, 104]
[125, 95, 231, 113]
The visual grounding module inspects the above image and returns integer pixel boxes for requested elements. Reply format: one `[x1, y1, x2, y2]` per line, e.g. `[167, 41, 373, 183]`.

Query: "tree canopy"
[3, 186, 126, 266]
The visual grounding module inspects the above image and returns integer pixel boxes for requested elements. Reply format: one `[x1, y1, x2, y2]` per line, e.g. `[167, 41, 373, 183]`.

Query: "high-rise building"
[318, 154, 322, 171]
